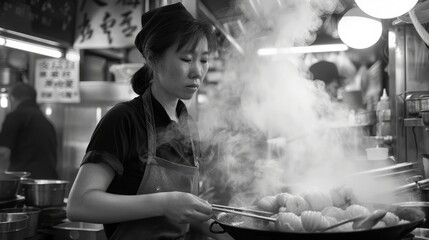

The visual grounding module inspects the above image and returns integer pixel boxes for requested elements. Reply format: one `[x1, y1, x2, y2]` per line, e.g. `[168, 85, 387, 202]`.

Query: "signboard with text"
[0, 0, 76, 45]
[35, 59, 80, 103]
[74, 0, 143, 49]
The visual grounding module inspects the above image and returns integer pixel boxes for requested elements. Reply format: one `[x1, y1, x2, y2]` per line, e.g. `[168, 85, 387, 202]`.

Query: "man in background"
[0, 82, 58, 179]
[309, 60, 342, 100]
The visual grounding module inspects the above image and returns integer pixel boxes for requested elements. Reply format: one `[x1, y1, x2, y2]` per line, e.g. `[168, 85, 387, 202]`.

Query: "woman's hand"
[162, 192, 213, 224]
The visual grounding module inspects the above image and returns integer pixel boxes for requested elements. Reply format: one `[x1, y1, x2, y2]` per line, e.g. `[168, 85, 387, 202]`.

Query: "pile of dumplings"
[254, 186, 410, 233]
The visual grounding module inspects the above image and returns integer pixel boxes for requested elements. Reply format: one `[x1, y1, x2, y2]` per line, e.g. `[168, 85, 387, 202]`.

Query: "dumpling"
[329, 185, 359, 209]
[344, 204, 370, 219]
[276, 192, 293, 207]
[256, 195, 279, 213]
[268, 213, 279, 231]
[373, 221, 386, 229]
[275, 212, 304, 232]
[301, 211, 331, 232]
[381, 212, 400, 226]
[278, 207, 287, 213]
[321, 206, 347, 221]
[398, 219, 410, 225]
[301, 190, 333, 211]
[285, 195, 310, 216]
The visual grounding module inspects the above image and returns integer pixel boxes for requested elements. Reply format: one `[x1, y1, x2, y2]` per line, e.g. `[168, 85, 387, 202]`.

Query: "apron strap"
[187, 117, 200, 168]
[142, 88, 157, 158]
[142, 87, 200, 168]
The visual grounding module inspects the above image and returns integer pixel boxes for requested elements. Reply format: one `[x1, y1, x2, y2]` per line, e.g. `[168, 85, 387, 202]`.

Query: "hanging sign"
[0, 0, 77, 45]
[73, 0, 143, 49]
[35, 58, 80, 103]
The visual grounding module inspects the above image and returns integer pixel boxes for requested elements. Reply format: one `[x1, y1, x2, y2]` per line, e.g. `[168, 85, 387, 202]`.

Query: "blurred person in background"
[67, 3, 232, 240]
[309, 60, 342, 100]
[0, 82, 58, 179]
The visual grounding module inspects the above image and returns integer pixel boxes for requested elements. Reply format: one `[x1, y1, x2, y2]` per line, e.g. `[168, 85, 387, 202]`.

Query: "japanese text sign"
[74, 0, 143, 49]
[35, 59, 80, 103]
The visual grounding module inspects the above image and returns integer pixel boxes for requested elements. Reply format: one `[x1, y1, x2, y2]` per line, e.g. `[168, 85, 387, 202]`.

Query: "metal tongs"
[211, 204, 276, 222]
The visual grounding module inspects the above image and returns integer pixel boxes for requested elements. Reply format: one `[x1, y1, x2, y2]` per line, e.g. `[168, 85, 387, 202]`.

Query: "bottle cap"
[380, 88, 389, 101]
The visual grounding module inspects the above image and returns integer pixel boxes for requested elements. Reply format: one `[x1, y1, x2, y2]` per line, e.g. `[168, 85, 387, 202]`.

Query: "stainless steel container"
[420, 97, 429, 112]
[0, 173, 21, 201]
[406, 97, 421, 117]
[0, 207, 40, 238]
[53, 222, 107, 240]
[0, 213, 28, 240]
[20, 179, 68, 208]
[421, 110, 429, 126]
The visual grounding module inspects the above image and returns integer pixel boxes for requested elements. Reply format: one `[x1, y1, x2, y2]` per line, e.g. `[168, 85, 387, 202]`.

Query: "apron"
[110, 88, 200, 240]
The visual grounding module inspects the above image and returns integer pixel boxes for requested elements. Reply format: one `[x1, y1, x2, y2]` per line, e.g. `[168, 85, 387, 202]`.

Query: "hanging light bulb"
[0, 93, 8, 108]
[355, 0, 418, 19]
[338, 7, 383, 49]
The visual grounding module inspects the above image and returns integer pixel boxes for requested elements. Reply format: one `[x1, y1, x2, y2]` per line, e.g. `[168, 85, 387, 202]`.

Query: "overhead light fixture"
[257, 44, 349, 56]
[0, 93, 8, 108]
[65, 49, 80, 62]
[355, 0, 418, 19]
[0, 36, 63, 58]
[338, 7, 382, 49]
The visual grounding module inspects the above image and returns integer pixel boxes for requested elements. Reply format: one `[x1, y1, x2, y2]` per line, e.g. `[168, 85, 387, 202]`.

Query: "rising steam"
[198, 0, 405, 206]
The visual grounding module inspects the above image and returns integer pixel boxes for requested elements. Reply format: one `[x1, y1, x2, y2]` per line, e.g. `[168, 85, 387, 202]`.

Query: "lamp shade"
[355, 0, 418, 19]
[338, 7, 382, 49]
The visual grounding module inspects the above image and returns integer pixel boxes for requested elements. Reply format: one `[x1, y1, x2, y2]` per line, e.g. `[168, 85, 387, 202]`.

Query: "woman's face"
[152, 37, 209, 101]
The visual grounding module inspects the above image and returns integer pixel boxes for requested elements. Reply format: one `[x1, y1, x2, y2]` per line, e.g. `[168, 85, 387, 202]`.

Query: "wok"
[209, 203, 425, 240]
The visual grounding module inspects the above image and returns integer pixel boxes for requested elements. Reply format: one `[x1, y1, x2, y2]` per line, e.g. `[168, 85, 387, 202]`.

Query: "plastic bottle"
[376, 88, 391, 136]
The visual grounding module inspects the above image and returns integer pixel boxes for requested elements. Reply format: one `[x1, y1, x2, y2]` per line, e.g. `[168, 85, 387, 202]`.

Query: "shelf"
[404, 118, 425, 127]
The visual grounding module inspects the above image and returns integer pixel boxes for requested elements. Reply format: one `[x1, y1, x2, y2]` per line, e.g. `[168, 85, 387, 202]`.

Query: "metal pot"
[20, 179, 68, 208]
[0, 173, 21, 201]
[0, 207, 41, 238]
[0, 213, 28, 240]
[53, 222, 107, 240]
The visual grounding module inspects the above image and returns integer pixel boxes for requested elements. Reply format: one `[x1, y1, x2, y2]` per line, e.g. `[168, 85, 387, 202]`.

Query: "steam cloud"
[198, 0, 407, 206]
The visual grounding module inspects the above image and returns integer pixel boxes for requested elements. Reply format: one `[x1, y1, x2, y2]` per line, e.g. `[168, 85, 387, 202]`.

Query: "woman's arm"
[66, 163, 213, 224]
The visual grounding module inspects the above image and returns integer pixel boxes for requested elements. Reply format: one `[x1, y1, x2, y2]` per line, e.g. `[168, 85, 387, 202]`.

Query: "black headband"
[134, 2, 195, 56]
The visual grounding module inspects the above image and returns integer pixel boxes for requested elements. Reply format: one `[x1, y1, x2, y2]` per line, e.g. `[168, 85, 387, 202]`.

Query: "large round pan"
[210, 204, 425, 240]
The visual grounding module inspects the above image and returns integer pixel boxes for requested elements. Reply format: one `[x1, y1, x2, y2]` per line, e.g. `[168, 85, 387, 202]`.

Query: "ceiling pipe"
[198, 2, 244, 55]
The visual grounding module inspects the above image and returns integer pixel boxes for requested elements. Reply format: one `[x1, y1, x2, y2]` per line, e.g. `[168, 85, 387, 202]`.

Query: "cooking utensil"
[210, 203, 425, 240]
[0, 173, 21, 201]
[321, 209, 387, 232]
[212, 204, 274, 216]
[212, 206, 276, 222]
[20, 179, 68, 207]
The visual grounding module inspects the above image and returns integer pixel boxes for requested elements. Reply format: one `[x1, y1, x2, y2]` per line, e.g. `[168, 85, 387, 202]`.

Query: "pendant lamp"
[338, 7, 382, 49]
[355, 0, 418, 19]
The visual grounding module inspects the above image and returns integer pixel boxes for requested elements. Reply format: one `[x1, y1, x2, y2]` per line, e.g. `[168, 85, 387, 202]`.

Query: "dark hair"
[131, 20, 216, 95]
[10, 82, 37, 101]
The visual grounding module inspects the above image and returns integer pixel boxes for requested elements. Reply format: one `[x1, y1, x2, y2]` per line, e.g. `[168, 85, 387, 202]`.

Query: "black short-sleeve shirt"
[81, 95, 197, 238]
[0, 99, 58, 179]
